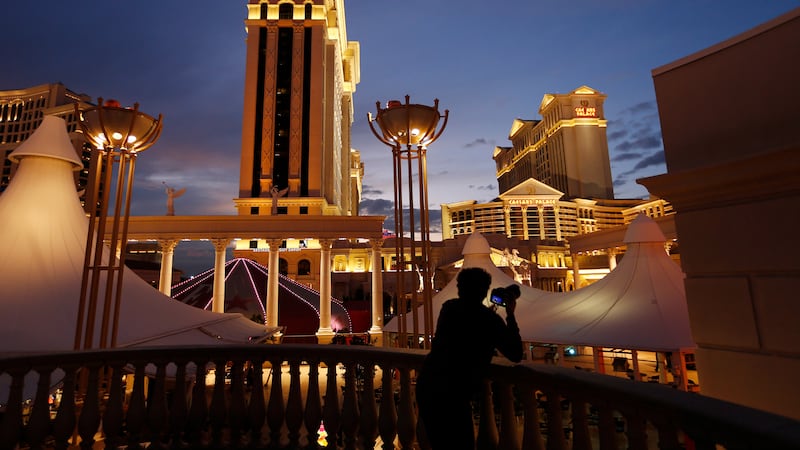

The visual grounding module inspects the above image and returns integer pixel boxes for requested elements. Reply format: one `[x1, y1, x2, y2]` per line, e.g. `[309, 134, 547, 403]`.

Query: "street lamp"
[368, 96, 448, 348]
[73, 99, 162, 350]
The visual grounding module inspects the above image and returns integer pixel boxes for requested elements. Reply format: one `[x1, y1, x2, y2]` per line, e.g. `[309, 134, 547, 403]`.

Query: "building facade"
[0, 83, 93, 194]
[494, 86, 614, 200]
[235, 0, 362, 217]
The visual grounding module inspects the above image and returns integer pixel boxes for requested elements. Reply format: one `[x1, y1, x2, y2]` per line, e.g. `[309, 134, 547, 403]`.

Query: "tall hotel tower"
[235, 1, 362, 217]
[494, 86, 614, 200]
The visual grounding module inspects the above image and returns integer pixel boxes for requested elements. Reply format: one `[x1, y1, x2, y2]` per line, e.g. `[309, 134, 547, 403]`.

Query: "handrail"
[1, 344, 798, 449]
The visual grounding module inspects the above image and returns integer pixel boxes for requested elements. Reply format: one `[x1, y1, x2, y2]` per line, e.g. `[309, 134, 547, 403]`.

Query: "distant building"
[494, 86, 614, 200]
[0, 83, 93, 194]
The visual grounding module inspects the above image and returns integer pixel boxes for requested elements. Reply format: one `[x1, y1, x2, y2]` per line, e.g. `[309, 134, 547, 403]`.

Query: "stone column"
[571, 253, 581, 289]
[554, 204, 562, 241]
[368, 239, 384, 346]
[316, 239, 335, 344]
[157, 239, 179, 296]
[211, 239, 229, 313]
[266, 239, 282, 328]
[521, 206, 529, 240]
[503, 205, 511, 237]
[607, 248, 617, 271]
[537, 205, 546, 239]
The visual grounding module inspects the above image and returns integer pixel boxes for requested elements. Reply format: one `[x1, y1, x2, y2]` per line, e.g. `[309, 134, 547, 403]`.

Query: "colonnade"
[155, 237, 385, 345]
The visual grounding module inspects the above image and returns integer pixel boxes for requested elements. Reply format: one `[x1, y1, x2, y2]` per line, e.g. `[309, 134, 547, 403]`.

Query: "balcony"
[1, 344, 799, 449]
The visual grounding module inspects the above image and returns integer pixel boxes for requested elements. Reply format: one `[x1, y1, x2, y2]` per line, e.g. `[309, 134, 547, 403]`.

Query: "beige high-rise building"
[494, 86, 614, 200]
[234, 0, 362, 217]
[0, 83, 93, 194]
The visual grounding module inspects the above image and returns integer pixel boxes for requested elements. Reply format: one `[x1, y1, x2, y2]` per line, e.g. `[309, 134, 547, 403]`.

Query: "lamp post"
[73, 99, 162, 350]
[368, 96, 448, 348]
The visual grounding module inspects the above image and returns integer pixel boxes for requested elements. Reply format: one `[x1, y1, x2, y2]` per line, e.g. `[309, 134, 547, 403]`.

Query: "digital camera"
[489, 284, 521, 307]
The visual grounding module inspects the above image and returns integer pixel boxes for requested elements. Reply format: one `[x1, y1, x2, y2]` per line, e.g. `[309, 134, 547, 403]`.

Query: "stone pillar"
[571, 253, 581, 289]
[316, 239, 335, 344]
[537, 205, 546, 239]
[521, 206, 529, 240]
[211, 239, 229, 313]
[157, 239, 179, 296]
[368, 239, 384, 346]
[554, 204, 562, 241]
[503, 205, 511, 237]
[593, 347, 606, 374]
[607, 248, 617, 271]
[266, 239, 282, 328]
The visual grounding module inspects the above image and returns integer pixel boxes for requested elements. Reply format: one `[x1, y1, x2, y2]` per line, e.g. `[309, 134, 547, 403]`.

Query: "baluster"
[126, 363, 147, 447]
[77, 364, 101, 450]
[340, 362, 360, 449]
[247, 359, 266, 446]
[652, 417, 680, 450]
[0, 368, 25, 449]
[624, 411, 648, 450]
[185, 362, 208, 447]
[544, 390, 566, 450]
[209, 359, 228, 447]
[102, 364, 125, 449]
[498, 381, 520, 450]
[378, 366, 398, 449]
[52, 366, 77, 450]
[147, 362, 169, 448]
[520, 386, 544, 450]
[570, 399, 591, 450]
[286, 359, 304, 448]
[395, 367, 416, 449]
[304, 360, 323, 447]
[27, 366, 55, 450]
[228, 360, 247, 446]
[266, 359, 285, 447]
[597, 405, 616, 450]
[322, 361, 341, 448]
[477, 379, 499, 450]
[169, 361, 189, 448]
[359, 364, 378, 448]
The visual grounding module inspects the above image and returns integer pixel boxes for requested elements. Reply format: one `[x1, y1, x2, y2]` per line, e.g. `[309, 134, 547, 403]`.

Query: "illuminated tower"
[235, 1, 361, 217]
[494, 86, 613, 200]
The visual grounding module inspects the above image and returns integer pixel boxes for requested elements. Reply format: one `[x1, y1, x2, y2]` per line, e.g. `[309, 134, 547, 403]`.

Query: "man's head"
[456, 267, 492, 303]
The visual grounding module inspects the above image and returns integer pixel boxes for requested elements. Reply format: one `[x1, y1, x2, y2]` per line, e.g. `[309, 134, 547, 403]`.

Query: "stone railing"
[1, 344, 799, 449]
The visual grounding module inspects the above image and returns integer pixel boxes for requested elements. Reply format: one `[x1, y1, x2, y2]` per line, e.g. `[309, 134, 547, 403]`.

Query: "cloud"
[361, 185, 384, 197]
[464, 138, 491, 148]
[628, 150, 666, 173]
[359, 198, 394, 216]
[468, 184, 495, 191]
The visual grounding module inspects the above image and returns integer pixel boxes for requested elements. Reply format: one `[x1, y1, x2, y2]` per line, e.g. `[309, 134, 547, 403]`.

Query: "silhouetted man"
[416, 267, 523, 449]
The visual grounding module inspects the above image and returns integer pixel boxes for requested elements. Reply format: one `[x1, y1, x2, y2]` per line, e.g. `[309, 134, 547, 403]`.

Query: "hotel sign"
[574, 100, 596, 118]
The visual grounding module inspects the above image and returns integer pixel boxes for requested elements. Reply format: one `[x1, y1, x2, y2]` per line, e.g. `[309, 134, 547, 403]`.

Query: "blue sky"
[3, 1, 798, 274]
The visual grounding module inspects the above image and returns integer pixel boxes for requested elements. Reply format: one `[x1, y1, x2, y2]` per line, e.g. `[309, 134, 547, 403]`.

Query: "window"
[298, 259, 311, 275]
[304, 4, 312, 19]
[279, 258, 288, 275]
[299, 206, 308, 214]
[277, 206, 288, 215]
[279, 3, 293, 19]
[251, 206, 259, 215]
[249, 240, 258, 249]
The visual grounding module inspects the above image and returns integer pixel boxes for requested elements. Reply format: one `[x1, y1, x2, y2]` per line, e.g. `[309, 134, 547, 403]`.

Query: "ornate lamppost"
[368, 96, 448, 348]
[73, 99, 163, 350]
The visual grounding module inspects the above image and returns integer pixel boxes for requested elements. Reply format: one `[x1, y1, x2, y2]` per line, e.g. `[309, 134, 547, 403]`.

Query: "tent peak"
[462, 232, 491, 255]
[9, 116, 82, 169]
[624, 214, 667, 244]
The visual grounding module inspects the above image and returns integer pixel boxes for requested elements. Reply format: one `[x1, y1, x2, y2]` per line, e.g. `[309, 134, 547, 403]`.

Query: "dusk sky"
[3, 1, 798, 274]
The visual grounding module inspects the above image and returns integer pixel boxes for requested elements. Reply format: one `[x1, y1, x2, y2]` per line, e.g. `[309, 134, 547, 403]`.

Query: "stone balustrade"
[1, 344, 798, 449]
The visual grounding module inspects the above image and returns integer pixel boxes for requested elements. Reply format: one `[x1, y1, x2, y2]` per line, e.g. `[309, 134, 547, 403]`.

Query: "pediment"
[499, 178, 563, 199]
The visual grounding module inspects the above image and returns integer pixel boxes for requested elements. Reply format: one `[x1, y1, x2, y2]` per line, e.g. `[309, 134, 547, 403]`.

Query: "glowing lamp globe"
[78, 98, 163, 153]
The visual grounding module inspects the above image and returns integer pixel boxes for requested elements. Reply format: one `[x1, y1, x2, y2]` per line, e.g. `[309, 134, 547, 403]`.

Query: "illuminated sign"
[574, 100, 596, 118]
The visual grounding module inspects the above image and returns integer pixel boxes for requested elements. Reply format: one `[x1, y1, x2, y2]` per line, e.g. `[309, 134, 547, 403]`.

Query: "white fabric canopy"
[0, 116, 277, 356]
[386, 215, 695, 353]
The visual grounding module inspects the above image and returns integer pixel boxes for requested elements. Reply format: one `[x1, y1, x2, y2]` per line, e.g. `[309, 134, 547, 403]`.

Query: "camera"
[489, 284, 521, 307]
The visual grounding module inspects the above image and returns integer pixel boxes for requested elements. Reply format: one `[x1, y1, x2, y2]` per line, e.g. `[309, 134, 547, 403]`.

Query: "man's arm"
[495, 298, 523, 363]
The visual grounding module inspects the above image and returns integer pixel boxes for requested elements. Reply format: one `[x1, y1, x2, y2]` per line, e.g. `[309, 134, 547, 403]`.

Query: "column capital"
[318, 239, 333, 250]
[211, 238, 230, 252]
[267, 239, 283, 250]
[157, 239, 179, 253]
[369, 239, 384, 252]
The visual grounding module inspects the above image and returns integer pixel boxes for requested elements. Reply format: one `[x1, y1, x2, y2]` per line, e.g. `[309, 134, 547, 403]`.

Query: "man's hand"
[505, 296, 517, 316]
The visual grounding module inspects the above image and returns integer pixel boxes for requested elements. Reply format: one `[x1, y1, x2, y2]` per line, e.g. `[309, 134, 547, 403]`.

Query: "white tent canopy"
[0, 116, 277, 356]
[386, 215, 695, 353]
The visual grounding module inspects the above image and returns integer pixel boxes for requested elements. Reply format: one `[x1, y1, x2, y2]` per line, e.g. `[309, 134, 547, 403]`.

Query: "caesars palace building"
[0, 1, 674, 332]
